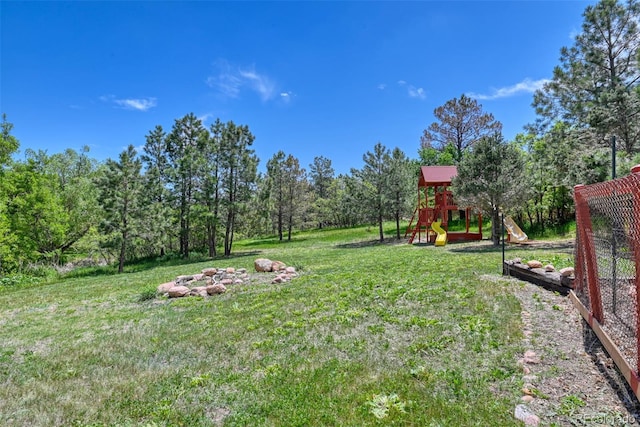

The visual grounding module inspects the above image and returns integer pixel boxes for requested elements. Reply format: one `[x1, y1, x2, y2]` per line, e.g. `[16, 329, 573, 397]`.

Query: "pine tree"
[421, 95, 502, 162]
[452, 134, 526, 245]
[98, 145, 144, 273]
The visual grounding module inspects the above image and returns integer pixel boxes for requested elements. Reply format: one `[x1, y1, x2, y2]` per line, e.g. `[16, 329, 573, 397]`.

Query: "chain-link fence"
[573, 165, 640, 396]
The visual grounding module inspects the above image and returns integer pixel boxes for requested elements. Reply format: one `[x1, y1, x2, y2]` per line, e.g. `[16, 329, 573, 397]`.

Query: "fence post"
[631, 165, 640, 373]
[574, 184, 605, 323]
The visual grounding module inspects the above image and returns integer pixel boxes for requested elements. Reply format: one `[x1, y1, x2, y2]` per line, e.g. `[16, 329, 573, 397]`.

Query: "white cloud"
[377, 83, 387, 90]
[207, 60, 279, 102]
[279, 91, 296, 105]
[100, 95, 157, 111]
[394, 80, 425, 99]
[114, 98, 157, 111]
[408, 86, 425, 99]
[467, 78, 550, 100]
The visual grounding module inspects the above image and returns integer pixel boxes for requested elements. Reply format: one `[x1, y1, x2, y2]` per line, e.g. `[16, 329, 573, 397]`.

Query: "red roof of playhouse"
[419, 166, 458, 187]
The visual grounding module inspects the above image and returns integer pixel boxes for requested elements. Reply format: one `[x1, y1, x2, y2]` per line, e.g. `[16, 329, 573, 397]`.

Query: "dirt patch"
[511, 278, 640, 425]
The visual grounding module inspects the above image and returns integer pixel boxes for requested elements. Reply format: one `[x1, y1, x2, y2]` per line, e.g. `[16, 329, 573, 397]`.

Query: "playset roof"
[419, 166, 458, 187]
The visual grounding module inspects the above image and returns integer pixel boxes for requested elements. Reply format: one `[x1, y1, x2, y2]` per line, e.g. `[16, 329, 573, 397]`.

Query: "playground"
[404, 163, 640, 421]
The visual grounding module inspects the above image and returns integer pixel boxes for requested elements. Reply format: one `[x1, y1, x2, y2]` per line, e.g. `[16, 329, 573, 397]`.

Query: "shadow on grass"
[334, 237, 406, 249]
[240, 237, 308, 247]
[447, 239, 574, 254]
[63, 250, 264, 279]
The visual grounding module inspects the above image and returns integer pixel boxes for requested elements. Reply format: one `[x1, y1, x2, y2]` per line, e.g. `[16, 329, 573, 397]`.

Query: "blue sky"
[1, 1, 591, 175]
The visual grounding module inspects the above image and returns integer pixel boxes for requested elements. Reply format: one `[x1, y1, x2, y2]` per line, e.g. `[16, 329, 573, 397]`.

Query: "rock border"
[156, 259, 299, 298]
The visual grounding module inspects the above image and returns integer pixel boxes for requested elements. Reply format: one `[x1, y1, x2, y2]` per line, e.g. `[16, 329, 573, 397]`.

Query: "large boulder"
[254, 258, 273, 272]
[202, 268, 217, 277]
[157, 281, 176, 293]
[168, 286, 190, 298]
[207, 284, 227, 295]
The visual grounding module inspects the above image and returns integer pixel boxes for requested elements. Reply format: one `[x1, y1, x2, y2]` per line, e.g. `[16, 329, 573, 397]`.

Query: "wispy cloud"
[408, 86, 425, 99]
[280, 91, 295, 104]
[207, 60, 279, 102]
[100, 95, 157, 111]
[377, 83, 387, 90]
[115, 98, 157, 111]
[467, 78, 550, 100]
[396, 80, 425, 100]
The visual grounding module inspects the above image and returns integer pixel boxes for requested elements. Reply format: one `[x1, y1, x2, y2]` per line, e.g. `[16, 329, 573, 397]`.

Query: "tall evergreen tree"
[98, 145, 143, 273]
[387, 147, 414, 239]
[532, 0, 640, 155]
[198, 119, 223, 257]
[266, 151, 287, 241]
[166, 114, 207, 258]
[421, 95, 503, 162]
[309, 156, 335, 229]
[452, 134, 527, 245]
[219, 121, 257, 256]
[141, 125, 172, 256]
[282, 154, 305, 241]
[355, 142, 391, 242]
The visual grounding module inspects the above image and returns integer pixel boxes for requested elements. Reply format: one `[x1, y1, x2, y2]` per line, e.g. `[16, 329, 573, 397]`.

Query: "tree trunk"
[491, 208, 501, 246]
[118, 227, 127, 274]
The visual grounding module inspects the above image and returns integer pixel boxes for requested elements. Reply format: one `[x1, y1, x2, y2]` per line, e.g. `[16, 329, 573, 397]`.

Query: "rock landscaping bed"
[504, 257, 575, 295]
[156, 258, 299, 298]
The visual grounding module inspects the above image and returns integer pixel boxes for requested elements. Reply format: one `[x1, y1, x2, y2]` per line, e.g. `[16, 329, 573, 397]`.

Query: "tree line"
[0, 113, 416, 274]
[0, 0, 637, 273]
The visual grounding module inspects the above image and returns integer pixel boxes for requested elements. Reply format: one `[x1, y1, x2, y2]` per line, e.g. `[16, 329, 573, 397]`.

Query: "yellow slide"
[431, 221, 447, 246]
[504, 216, 528, 243]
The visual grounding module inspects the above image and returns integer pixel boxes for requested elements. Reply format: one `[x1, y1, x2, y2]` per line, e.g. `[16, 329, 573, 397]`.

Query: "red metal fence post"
[631, 165, 640, 375]
[574, 184, 605, 323]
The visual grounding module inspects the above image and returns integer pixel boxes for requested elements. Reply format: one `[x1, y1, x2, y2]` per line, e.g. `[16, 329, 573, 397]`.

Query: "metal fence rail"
[572, 165, 640, 399]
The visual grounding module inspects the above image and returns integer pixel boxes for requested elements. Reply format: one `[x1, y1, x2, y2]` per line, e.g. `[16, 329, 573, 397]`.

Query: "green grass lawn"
[0, 225, 574, 426]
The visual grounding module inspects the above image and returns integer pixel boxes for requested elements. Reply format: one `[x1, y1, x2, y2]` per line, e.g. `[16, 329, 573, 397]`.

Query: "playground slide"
[504, 216, 528, 243]
[431, 221, 447, 246]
